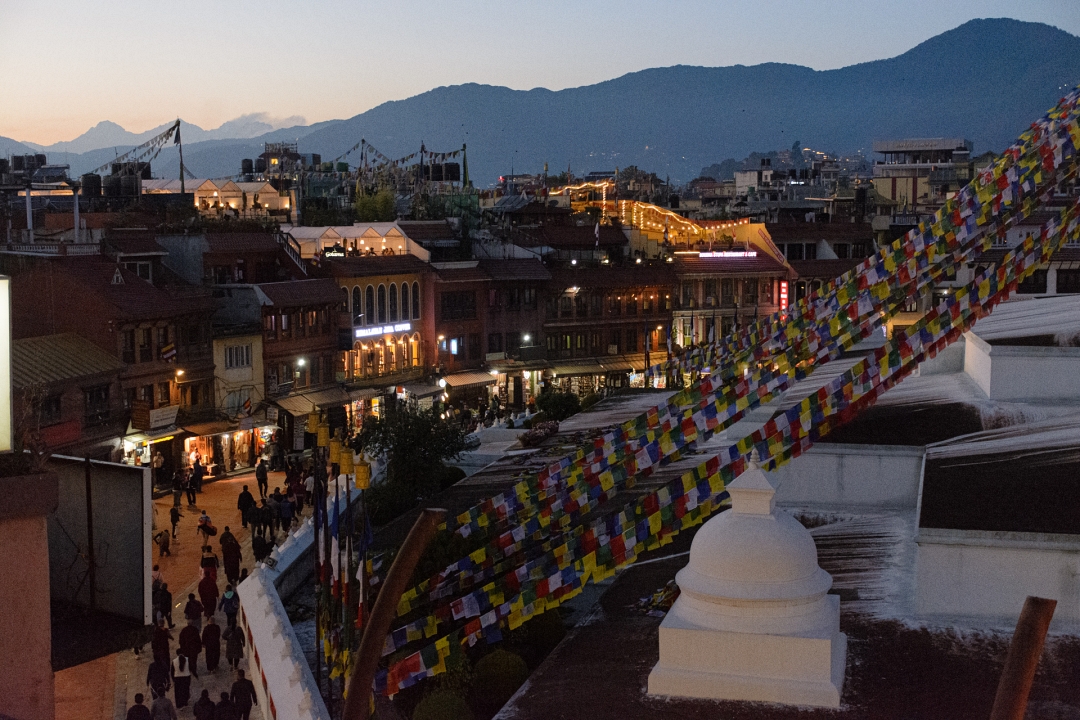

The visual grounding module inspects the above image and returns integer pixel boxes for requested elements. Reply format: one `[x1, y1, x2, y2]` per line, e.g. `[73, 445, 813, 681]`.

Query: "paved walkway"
[56, 469, 303, 720]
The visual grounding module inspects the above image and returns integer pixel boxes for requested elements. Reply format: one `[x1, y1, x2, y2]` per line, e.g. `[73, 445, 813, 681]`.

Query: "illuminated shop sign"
[355, 322, 411, 339]
[698, 251, 758, 258]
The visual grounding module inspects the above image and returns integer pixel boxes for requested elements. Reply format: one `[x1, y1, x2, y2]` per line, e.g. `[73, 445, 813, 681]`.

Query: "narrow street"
[55, 468, 298, 720]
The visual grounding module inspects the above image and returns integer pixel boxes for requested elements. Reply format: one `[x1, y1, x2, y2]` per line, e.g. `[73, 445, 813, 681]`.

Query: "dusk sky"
[5, 0, 1080, 145]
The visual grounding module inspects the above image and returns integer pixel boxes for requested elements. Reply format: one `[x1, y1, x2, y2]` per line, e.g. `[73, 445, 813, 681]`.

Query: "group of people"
[141, 493, 255, 719]
[237, 459, 314, 562]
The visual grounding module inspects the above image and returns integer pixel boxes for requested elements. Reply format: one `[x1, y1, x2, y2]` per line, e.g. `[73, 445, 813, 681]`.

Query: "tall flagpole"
[176, 120, 185, 196]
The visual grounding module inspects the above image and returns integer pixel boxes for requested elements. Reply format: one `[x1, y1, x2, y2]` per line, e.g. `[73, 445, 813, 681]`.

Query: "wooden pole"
[84, 456, 96, 613]
[341, 508, 446, 720]
[989, 595, 1057, 720]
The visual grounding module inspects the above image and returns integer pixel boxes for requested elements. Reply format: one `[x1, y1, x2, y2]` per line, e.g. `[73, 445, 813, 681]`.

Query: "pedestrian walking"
[127, 693, 152, 720]
[280, 494, 295, 529]
[154, 529, 171, 558]
[231, 669, 258, 720]
[223, 622, 245, 670]
[255, 460, 268, 499]
[171, 650, 192, 708]
[251, 533, 269, 563]
[185, 472, 197, 507]
[169, 506, 182, 538]
[215, 691, 238, 720]
[219, 525, 237, 549]
[200, 544, 220, 583]
[152, 565, 163, 592]
[257, 499, 274, 540]
[153, 583, 174, 629]
[183, 594, 203, 631]
[150, 693, 178, 720]
[265, 493, 280, 536]
[218, 584, 239, 628]
[222, 533, 242, 585]
[237, 485, 256, 527]
[172, 471, 184, 508]
[193, 690, 215, 720]
[242, 502, 260, 537]
[178, 620, 202, 677]
[151, 620, 172, 664]
[197, 511, 217, 545]
[192, 459, 205, 493]
[202, 616, 221, 672]
[304, 471, 314, 511]
[146, 655, 171, 699]
[152, 450, 165, 488]
[198, 573, 219, 619]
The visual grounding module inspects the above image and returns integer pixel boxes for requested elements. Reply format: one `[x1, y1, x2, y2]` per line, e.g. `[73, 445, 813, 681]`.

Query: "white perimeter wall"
[964, 331, 1080, 401]
[236, 483, 362, 720]
[916, 529, 1080, 627]
[766, 443, 924, 510]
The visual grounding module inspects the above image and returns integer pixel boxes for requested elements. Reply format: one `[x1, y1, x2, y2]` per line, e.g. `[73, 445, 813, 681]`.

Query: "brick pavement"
[56, 469, 303, 720]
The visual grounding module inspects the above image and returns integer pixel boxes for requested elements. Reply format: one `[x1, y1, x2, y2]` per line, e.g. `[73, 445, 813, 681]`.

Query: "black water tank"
[430, 164, 444, 182]
[242, 159, 254, 175]
[669, 194, 680, 209]
[34, 154, 46, 168]
[444, 162, 461, 182]
[120, 175, 140, 196]
[12, 156, 24, 172]
[103, 175, 122, 197]
[0, 159, 8, 174]
[255, 158, 267, 173]
[81, 173, 102, 197]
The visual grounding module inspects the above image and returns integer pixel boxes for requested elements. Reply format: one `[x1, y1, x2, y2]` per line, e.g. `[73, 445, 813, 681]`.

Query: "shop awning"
[488, 358, 553, 373]
[443, 371, 498, 389]
[274, 386, 358, 416]
[124, 425, 181, 443]
[600, 356, 635, 372]
[183, 420, 237, 437]
[400, 383, 442, 399]
[348, 387, 380, 402]
[551, 359, 605, 377]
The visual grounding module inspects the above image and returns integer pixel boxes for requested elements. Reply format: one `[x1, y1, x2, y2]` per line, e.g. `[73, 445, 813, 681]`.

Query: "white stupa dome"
[672, 451, 834, 634]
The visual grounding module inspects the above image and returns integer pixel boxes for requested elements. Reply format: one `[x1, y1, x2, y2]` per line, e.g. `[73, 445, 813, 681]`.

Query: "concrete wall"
[916, 528, 1080, 628]
[964, 331, 1080, 401]
[157, 234, 209, 286]
[919, 336, 965, 375]
[48, 455, 152, 623]
[0, 471, 58, 720]
[767, 443, 924, 510]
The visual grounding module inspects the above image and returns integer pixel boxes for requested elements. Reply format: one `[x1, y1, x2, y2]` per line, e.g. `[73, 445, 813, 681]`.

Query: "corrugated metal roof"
[12, 333, 125, 389]
[478, 259, 551, 282]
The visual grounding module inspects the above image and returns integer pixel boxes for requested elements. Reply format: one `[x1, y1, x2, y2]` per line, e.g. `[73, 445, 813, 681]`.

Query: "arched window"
[365, 285, 375, 326]
[411, 332, 420, 366]
[352, 286, 362, 324]
[341, 287, 349, 314]
[377, 285, 387, 324]
[412, 282, 420, 320]
[401, 283, 410, 322]
[389, 283, 398, 322]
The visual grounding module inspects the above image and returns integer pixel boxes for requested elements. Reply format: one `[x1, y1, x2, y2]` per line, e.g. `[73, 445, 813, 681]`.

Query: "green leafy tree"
[356, 188, 398, 222]
[351, 402, 469, 497]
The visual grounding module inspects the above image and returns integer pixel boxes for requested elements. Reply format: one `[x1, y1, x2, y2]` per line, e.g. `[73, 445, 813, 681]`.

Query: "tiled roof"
[787, 258, 862, 280]
[435, 265, 490, 283]
[477, 259, 551, 282]
[548, 264, 676, 289]
[255, 278, 343, 307]
[52, 260, 211, 320]
[674, 254, 792, 277]
[12, 333, 125, 389]
[204, 233, 280, 254]
[104, 230, 167, 256]
[514, 225, 628, 249]
[397, 221, 456, 241]
[323, 255, 430, 278]
[766, 223, 875, 243]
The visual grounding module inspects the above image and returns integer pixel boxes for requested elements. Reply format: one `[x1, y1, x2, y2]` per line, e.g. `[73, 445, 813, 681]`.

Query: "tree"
[355, 188, 397, 222]
[351, 402, 469, 497]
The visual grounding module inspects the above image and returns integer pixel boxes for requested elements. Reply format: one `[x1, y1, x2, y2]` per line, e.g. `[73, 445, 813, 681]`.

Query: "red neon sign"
[779, 281, 789, 318]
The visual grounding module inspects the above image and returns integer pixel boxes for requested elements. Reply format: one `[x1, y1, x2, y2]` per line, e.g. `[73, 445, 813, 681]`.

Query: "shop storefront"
[182, 420, 278, 477]
[441, 371, 498, 416]
[546, 354, 650, 396]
